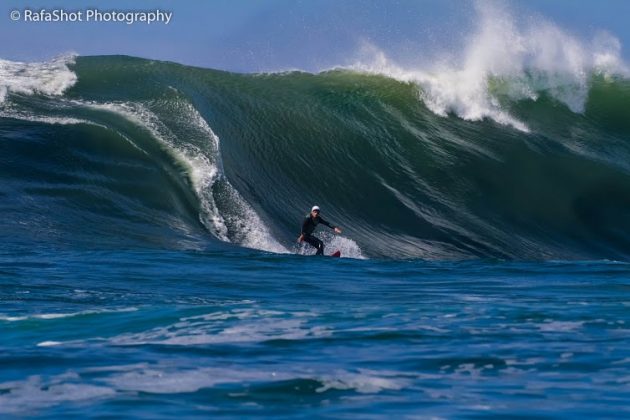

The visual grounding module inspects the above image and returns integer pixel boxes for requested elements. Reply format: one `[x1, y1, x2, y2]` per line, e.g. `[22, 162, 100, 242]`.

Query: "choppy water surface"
[1, 248, 628, 417]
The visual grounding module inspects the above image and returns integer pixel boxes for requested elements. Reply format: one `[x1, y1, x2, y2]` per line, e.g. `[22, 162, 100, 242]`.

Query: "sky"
[2, 0, 630, 72]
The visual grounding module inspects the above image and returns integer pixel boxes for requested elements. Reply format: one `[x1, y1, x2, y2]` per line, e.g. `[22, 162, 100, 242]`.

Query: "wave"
[0, 82, 287, 253]
[1, 6, 630, 260]
[347, 1, 628, 132]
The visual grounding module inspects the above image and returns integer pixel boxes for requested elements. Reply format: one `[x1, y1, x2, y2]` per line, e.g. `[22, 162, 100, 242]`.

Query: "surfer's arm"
[319, 217, 333, 229]
[320, 217, 342, 233]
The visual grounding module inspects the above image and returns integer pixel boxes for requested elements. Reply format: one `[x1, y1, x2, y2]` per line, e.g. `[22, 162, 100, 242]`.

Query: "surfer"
[297, 205, 342, 255]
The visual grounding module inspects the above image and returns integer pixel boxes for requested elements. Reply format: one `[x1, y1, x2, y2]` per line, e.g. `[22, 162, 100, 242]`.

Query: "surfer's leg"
[304, 235, 319, 253]
[304, 235, 325, 255]
[314, 238, 324, 255]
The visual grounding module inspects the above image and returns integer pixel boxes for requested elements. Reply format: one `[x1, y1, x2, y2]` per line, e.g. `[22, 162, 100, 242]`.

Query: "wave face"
[1, 48, 630, 259]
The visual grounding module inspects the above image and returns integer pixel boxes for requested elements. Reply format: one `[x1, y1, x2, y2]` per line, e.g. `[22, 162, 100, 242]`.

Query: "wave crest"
[346, 1, 628, 132]
[0, 54, 77, 104]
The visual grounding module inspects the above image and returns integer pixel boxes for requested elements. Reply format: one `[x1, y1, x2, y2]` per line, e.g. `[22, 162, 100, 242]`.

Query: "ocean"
[1, 29, 630, 417]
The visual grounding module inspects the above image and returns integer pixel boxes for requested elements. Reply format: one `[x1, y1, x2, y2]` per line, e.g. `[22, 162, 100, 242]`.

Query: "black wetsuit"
[301, 215, 336, 255]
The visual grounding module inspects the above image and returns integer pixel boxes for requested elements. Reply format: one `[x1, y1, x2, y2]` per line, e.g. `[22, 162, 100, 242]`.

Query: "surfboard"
[330, 250, 341, 258]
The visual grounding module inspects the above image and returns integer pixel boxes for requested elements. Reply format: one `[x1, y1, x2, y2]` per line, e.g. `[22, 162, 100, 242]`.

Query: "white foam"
[181, 102, 288, 253]
[345, 1, 628, 131]
[325, 234, 365, 259]
[0, 55, 77, 104]
[0, 307, 138, 322]
[316, 370, 407, 393]
[539, 320, 584, 332]
[0, 376, 115, 414]
[104, 366, 407, 395]
[0, 108, 88, 126]
[109, 309, 331, 346]
[0, 364, 407, 413]
[105, 367, 282, 394]
[36, 341, 62, 347]
[295, 231, 365, 259]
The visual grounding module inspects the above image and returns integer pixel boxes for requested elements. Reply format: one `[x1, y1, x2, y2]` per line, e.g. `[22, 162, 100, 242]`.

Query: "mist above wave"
[345, 1, 628, 132]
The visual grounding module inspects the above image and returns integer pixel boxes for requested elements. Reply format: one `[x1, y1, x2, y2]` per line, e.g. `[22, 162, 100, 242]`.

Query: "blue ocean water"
[1, 247, 629, 417]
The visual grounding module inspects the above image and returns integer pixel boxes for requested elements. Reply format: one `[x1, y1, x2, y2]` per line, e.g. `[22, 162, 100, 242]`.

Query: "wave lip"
[82, 100, 289, 254]
[0, 54, 77, 104]
[345, 2, 628, 132]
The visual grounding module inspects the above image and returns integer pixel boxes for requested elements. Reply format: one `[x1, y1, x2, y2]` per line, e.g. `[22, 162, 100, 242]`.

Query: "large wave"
[1, 5, 630, 260]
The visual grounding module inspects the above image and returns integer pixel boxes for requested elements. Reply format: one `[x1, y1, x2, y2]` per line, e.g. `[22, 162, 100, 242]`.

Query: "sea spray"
[346, 1, 628, 131]
[0, 55, 77, 104]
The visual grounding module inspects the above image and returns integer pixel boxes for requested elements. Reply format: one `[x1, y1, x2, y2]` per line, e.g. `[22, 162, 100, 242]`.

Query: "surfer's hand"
[334, 227, 342, 234]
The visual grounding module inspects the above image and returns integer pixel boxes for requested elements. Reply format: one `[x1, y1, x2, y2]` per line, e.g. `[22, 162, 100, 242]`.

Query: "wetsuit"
[301, 215, 337, 255]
